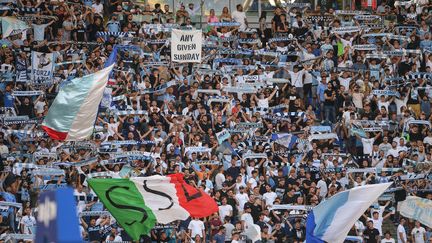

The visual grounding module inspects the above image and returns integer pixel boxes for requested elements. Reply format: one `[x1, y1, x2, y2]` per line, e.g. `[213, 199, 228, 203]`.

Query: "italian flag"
[88, 174, 218, 240]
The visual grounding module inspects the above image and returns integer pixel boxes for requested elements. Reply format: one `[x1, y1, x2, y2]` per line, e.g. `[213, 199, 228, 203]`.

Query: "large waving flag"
[88, 174, 219, 240]
[306, 183, 392, 243]
[42, 64, 114, 140]
[1, 17, 29, 38]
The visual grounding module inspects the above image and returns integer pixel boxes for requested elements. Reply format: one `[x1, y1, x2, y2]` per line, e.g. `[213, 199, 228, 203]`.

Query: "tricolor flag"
[306, 183, 391, 243]
[88, 174, 219, 240]
[1, 17, 29, 38]
[42, 64, 114, 140]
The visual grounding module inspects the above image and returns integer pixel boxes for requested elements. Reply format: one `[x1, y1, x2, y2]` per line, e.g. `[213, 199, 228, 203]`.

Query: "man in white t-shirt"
[218, 197, 233, 221]
[381, 231, 396, 243]
[235, 186, 249, 213]
[231, 4, 248, 30]
[188, 217, 205, 240]
[358, 132, 381, 156]
[397, 218, 407, 243]
[20, 207, 36, 234]
[240, 205, 254, 228]
[411, 221, 426, 243]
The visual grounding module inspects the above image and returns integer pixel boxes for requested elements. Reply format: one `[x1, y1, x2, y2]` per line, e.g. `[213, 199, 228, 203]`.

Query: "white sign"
[31, 51, 54, 84]
[171, 29, 202, 63]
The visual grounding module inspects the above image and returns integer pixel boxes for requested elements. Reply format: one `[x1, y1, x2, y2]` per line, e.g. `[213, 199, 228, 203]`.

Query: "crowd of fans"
[0, 0, 431, 242]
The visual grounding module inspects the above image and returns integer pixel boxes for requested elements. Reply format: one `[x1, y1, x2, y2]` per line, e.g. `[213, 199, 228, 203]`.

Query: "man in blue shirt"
[0, 173, 19, 232]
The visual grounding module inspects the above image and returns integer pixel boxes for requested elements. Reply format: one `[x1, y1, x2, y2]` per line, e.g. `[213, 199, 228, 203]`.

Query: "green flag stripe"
[88, 179, 157, 240]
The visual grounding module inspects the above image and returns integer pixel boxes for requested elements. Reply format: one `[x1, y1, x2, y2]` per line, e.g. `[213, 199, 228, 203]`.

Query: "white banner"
[397, 196, 432, 228]
[31, 51, 54, 84]
[171, 29, 202, 63]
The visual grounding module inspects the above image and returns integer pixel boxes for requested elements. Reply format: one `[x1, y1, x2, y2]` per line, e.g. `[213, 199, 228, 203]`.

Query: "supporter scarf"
[238, 38, 260, 44]
[242, 152, 267, 160]
[353, 15, 381, 21]
[226, 128, 251, 133]
[362, 127, 382, 132]
[11, 90, 44, 96]
[394, 0, 415, 7]
[335, 10, 368, 15]
[262, 114, 290, 122]
[308, 133, 338, 141]
[236, 122, 263, 128]
[3, 118, 39, 125]
[268, 36, 296, 43]
[218, 49, 252, 55]
[331, 26, 361, 34]
[372, 90, 400, 97]
[282, 2, 310, 8]
[79, 211, 111, 217]
[207, 96, 231, 105]
[207, 22, 240, 27]
[351, 125, 367, 138]
[269, 204, 312, 211]
[141, 80, 177, 94]
[347, 168, 377, 173]
[213, 58, 242, 65]
[33, 152, 57, 160]
[114, 110, 148, 116]
[193, 160, 220, 166]
[223, 86, 257, 93]
[305, 15, 334, 22]
[184, 146, 212, 154]
[32, 168, 65, 176]
[101, 140, 155, 146]
[310, 126, 332, 133]
[86, 172, 113, 178]
[0, 202, 22, 208]
[96, 31, 134, 37]
[352, 44, 377, 51]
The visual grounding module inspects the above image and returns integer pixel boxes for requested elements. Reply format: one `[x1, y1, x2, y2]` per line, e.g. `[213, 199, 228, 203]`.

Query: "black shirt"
[363, 227, 380, 243]
[324, 89, 335, 106]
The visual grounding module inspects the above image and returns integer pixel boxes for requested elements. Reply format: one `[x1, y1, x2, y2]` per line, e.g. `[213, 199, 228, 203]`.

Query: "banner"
[15, 56, 29, 82]
[32, 51, 54, 84]
[372, 90, 400, 97]
[171, 29, 202, 63]
[1, 16, 29, 38]
[216, 130, 230, 144]
[398, 196, 432, 228]
[35, 188, 81, 243]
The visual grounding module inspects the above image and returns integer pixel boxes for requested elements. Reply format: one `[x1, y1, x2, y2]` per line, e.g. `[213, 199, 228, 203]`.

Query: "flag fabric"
[271, 133, 297, 149]
[36, 188, 81, 243]
[106, 45, 118, 86]
[42, 64, 114, 140]
[88, 174, 219, 240]
[306, 183, 392, 243]
[1, 16, 29, 38]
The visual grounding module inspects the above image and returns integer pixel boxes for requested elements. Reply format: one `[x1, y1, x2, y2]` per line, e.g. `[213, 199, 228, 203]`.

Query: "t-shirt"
[361, 138, 375, 156]
[289, 70, 305, 88]
[411, 227, 425, 243]
[32, 24, 49, 41]
[262, 191, 277, 206]
[20, 215, 36, 234]
[397, 224, 407, 243]
[381, 238, 396, 243]
[218, 204, 233, 221]
[235, 193, 249, 211]
[364, 227, 380, 243]
[240, 213, 254, 226]
[231, 11, 247, 30]
[188, 219, 205, 238]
